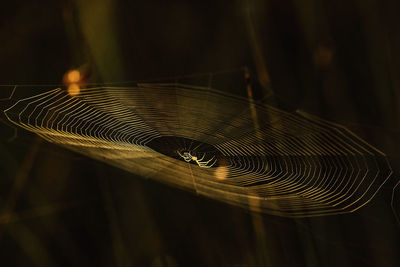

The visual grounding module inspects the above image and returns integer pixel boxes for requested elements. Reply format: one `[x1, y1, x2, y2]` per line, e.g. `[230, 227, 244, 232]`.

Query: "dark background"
[0, 0, 400, 266]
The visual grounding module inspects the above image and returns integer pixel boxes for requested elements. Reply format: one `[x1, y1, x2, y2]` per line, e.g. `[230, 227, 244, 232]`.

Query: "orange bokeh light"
[313, 46, 333, 68]
[215, 166, 228, 180]
[66, 70, 81, 83]
[68, 83, 80, 96]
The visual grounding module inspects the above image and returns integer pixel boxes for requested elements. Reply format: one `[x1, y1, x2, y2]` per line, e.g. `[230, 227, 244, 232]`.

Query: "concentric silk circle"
[4, 83, 392, 217]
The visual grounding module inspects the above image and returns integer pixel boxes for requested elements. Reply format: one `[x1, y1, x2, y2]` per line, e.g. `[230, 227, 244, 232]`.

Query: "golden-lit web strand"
[3, 82, 393, 217]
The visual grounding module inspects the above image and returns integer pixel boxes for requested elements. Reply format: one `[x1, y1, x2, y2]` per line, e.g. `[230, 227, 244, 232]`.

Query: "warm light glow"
[67, 70, 81, 83]
[313, 46, 333, 68]
[68, 83, 80, 96]
[215, 166, 228, 180]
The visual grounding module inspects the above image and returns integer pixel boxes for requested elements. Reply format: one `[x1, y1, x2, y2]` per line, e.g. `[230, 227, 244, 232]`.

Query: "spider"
[177, 150, 216, 168]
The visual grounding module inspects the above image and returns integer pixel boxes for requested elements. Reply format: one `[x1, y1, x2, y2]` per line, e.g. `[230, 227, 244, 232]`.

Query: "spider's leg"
[178, 150, 192, 162]
[198, 156, 215, 167]
[196, 155, 216, 168]
[195, 158, 206, 168]
[204, 155, 215, 165]
[177, 150, 183, 157]
[208, 159, 217, 168]
[198, 153, 205, 162]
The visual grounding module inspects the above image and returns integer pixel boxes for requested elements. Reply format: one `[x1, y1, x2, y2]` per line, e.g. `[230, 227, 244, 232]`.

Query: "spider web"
[2, 76, 393, 217]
